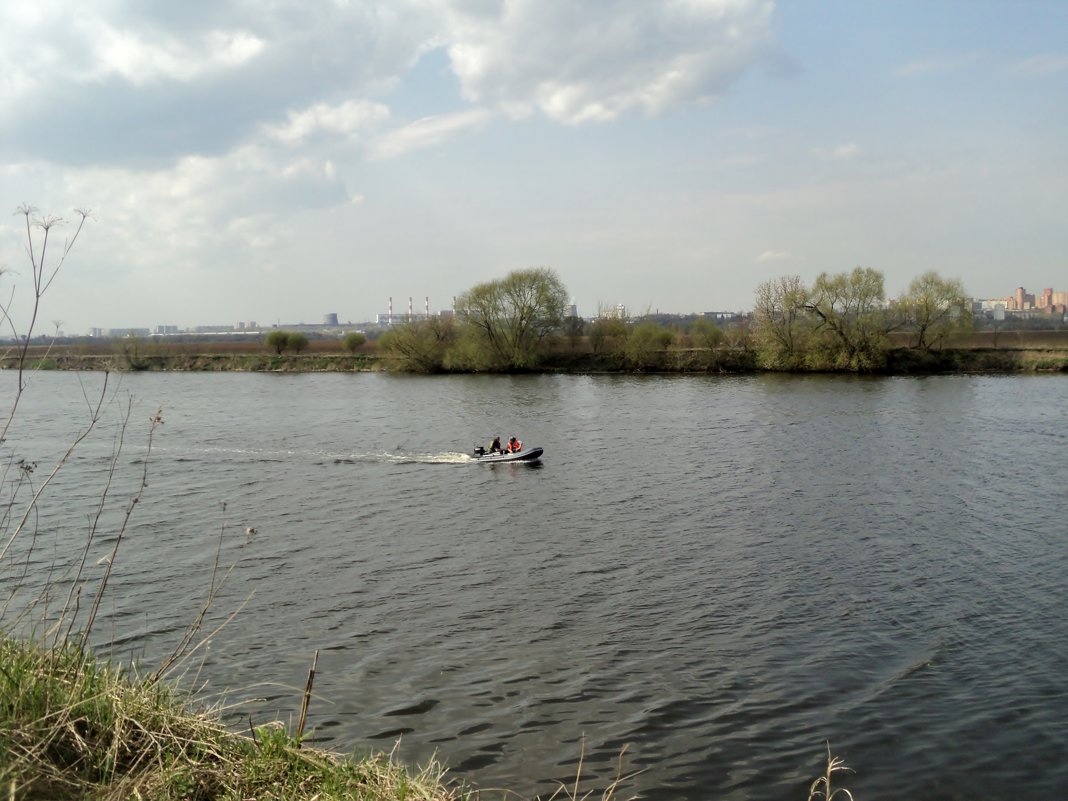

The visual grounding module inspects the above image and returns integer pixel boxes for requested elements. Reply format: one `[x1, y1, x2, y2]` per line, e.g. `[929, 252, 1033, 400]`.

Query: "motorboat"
[471, 445, 543, 463]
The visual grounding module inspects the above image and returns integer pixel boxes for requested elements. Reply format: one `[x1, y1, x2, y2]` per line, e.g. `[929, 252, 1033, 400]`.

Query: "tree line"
[375, 266, 972, 373]
[264, 330, 366, 355]
[753, 268, 971, 370]
[379, 267, 571, 372]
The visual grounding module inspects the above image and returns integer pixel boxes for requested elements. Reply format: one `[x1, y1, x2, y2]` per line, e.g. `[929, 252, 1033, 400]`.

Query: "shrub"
[625, 321, 674, 370]
[380, 319, 457, 373]
[288, 332, 310, 354]
[343, 332, 366, 353]
[265, 330, 290, 354]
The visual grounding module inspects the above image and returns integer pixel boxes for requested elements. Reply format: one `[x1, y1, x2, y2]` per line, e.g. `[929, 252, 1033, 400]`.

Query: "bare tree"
[753, 275, 810, 369]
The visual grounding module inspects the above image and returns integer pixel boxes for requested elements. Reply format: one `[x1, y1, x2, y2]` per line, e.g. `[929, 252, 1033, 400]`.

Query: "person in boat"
[489, 435, 502, 454]
[507, 436, 522, 453]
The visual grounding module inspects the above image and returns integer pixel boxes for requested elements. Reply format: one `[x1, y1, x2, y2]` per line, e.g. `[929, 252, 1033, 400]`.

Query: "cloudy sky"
[1, 0, 1065, 333]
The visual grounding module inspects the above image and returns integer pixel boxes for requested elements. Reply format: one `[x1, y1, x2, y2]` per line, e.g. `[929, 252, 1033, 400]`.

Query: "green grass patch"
[0, 636, 463, 801]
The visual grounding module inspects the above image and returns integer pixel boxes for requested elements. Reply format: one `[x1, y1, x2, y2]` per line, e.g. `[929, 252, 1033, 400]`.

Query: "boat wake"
[334, 451, 474, 465]
[157, 444, 473, 466]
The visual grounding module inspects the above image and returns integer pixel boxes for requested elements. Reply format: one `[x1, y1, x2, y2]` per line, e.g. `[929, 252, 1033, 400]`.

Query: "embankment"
[0, 635, 464, 801]
[4, 338, 1068, 374]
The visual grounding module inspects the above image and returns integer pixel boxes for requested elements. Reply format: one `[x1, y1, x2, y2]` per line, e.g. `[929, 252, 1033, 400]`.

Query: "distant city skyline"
[2, 1, 1065, 333]
[65, 282, 1063, 339]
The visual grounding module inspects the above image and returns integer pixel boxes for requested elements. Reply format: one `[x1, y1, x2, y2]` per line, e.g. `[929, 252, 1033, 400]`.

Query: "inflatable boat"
[472, 446, 544, 463]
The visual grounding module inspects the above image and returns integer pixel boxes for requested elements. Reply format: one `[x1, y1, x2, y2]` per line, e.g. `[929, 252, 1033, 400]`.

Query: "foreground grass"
[0, 636, 463, 801]
[0, 633, 858, 801]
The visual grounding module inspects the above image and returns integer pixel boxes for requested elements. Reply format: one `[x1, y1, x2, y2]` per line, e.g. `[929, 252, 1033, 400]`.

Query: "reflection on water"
[3, 372, 1066, 801]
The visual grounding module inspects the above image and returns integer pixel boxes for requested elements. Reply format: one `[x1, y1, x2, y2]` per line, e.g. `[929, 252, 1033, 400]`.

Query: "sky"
[1, 0, 1065, 333]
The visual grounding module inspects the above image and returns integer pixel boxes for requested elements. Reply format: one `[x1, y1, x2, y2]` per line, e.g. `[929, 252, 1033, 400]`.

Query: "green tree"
[288, 332, 310, 353]
[454, 267, 569, 369]
[804, 267, 895, 370]
[265, 330, 289, 355]
[588, 316, 628, 356]
[689, 317, 725, 352]
[343, 332, 366, 353]
[380, 318, 458, 373]
[901, 271, 972, 352]
[625, 321, 673, 370]
[753, 275, 810, 369]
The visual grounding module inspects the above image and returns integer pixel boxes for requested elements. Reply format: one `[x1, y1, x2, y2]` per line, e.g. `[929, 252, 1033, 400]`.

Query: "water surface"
[3, 371, 1065, 800]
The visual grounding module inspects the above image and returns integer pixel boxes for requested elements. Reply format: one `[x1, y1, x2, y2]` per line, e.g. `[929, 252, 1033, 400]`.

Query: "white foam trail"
[383, 451, 472, 464]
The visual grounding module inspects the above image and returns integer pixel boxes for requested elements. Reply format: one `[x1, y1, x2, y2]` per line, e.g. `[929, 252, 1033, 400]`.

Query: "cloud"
[895, 53, 977, 77]
[55, 143, 352, 266]
[367, 108, 493, 159]
[0, 1, 788, 330]
[441, 0, 778, 124]
[1009, 53, 1068, 76]
[0, 2, 437, 167]
[87, 27, 266, 86]
[0, 1, 779, 169]
[721, 152, 765, 167]
[812, 142, 860, 161]
[756, 249, 799, 263]
[266, 100, 392, 145]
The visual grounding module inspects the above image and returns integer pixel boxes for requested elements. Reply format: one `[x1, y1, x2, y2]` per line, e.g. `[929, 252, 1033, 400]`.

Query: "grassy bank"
[0, 351, 381, 372]
[6, 343, 1068, 374]
[883, 347, 1068, 373]
[0, 636, 464, 801]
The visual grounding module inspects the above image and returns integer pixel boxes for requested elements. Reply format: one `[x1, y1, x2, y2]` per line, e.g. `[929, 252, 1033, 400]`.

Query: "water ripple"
[4, 372, 1067, 801]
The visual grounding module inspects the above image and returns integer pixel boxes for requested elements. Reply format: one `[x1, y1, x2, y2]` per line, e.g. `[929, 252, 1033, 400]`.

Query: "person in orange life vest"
[507, 437, 522, 453]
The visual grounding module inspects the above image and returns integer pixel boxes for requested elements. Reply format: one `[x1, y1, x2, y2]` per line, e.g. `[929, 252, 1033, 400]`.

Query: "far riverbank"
[4, 332, 1068, 374]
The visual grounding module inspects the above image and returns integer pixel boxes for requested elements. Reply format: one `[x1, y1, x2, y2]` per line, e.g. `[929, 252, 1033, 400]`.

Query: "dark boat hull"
[472, 446, 543, 463]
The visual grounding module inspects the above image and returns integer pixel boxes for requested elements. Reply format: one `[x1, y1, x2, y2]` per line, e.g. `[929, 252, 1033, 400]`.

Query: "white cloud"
[53, 142, 351, 271]
[1, 1, 779, 168]
[439, 0, 777, 123]
[895, 53, 978, 78]
[0, 8, 266, 104]
[0, 4, 75, 104]
[88, 27, 266, 86]
[722, 152, 764, 167]
[367, 108, 494, 159]
[266, 100, 392, 145]
[1009, 53, 1068, 76]
[813, 142, 860, 161]
[756, 249, 799, 263]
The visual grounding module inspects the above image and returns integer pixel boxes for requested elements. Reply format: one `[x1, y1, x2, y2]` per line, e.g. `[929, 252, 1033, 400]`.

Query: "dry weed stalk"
[807, 742, 855, 801]
[1, 205, 90, 444]
[541, 737, 642, 801]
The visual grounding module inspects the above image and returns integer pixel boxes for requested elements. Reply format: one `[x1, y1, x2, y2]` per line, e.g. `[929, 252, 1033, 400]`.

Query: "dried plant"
[807, 743, 855, 801]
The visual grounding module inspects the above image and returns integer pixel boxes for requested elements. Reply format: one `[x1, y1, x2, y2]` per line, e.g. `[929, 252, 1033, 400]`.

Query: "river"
[2, 371, 1066, 800]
